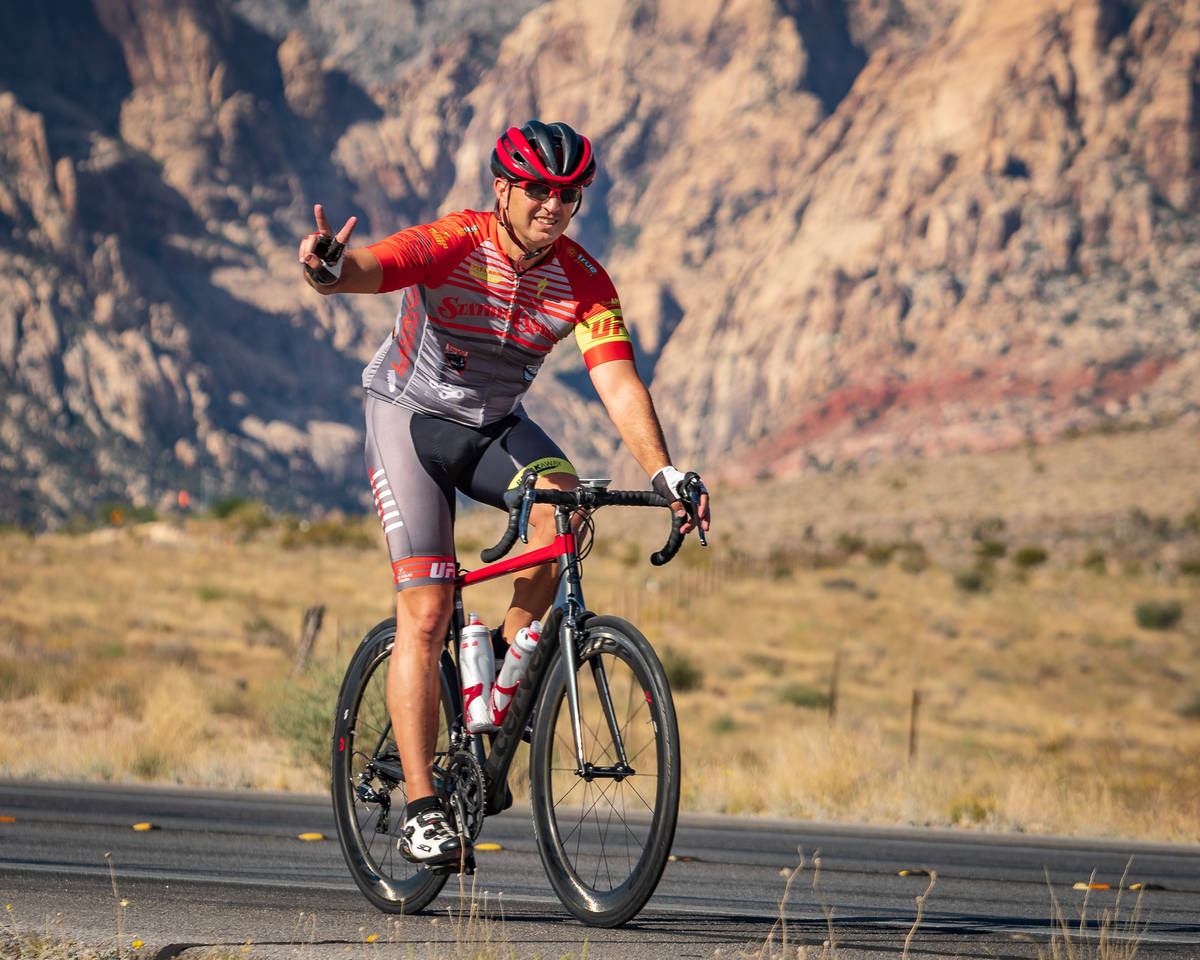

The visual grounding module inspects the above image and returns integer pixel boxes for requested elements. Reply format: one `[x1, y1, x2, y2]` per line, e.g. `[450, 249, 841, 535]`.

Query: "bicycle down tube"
[454, 507, 603, 790]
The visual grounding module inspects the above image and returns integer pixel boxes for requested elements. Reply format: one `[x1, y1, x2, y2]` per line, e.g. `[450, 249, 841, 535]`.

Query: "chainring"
[443, 750, 486, 842]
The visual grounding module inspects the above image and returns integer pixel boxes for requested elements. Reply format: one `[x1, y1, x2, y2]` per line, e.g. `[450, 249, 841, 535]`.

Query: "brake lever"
[682, 471, 707, 547]
[518, 478, 537, 544]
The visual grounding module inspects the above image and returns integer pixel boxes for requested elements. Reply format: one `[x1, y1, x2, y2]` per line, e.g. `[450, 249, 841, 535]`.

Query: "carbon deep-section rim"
[331, 618, 454, 913]
[529, 615, 680, 926]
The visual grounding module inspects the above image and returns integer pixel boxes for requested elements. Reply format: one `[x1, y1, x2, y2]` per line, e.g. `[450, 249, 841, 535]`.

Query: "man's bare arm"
[589, 357, 711, 535]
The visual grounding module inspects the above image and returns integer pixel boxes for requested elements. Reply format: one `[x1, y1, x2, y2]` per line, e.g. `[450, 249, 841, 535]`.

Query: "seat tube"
[554, 505, 588, 772]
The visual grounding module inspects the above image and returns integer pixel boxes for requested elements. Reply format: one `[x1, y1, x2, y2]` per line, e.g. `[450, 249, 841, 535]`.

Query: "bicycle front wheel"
[331, 619, 454, 913]
[529, 615, 680, 927]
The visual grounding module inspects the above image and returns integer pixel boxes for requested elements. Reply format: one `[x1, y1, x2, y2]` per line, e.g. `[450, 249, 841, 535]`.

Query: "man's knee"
[396, 584, 453, 641]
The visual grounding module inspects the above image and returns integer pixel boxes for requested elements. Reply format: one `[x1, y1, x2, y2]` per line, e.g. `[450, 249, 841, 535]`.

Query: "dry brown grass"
[2, 420, 1199, 841]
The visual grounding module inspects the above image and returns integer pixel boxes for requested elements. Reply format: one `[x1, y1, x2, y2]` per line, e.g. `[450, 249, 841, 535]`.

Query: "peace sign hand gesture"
[300, 203, 358, 287]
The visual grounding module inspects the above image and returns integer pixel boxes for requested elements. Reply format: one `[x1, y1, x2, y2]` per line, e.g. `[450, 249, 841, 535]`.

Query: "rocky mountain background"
[2, 0, 1198, 527]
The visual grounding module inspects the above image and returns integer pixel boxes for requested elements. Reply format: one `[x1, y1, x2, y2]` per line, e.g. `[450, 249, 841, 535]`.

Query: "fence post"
[828, 650, 840, 722]
[908, 688, 922, 763]
[292, 603, 325, 678]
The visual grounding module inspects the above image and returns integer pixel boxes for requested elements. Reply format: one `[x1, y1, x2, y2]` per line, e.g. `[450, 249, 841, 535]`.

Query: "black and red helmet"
[491, 120, 596, 187]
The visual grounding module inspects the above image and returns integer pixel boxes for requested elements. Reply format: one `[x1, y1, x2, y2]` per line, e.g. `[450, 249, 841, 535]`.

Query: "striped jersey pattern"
[362, 210, 634, 427]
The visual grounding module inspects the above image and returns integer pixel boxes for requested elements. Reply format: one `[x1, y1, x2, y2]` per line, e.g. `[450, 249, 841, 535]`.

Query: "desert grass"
[2, 420, 1199, 841]
[1037, 863, 1146, 960]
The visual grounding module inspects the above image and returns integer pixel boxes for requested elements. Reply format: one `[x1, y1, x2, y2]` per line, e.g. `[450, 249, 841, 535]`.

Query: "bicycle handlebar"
[480, 484, 688, 566]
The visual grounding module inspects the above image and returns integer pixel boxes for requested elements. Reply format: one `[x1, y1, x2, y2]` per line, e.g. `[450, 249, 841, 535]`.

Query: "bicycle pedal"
[433, 852, 475, 876]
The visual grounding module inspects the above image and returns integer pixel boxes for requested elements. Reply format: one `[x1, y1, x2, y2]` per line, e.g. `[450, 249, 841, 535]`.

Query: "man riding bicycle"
[298, 120, 710, 864]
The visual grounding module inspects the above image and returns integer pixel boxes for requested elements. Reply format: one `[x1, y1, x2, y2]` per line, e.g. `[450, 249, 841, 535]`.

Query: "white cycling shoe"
[397, 801, 463, 865]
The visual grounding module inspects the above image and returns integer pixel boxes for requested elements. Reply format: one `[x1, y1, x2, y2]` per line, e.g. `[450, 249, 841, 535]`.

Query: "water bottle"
[459, 613, 496, 733]
[490, 620, 541, 727]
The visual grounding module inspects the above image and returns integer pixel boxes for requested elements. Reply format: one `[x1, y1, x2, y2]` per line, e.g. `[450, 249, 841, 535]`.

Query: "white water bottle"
[490, 620, 541, 727]
[459, 613, 496, 733]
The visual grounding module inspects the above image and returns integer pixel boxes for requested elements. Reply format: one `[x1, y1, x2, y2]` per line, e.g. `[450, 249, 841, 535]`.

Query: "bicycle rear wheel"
[331, 619, 455, 913]
[529, 615, 680, 926]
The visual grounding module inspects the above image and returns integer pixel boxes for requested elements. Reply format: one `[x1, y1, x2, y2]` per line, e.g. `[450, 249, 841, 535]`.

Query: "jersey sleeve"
[574, 301, 635, 370]
[366, 211, 487, 294]
[559, 242, 635, 371]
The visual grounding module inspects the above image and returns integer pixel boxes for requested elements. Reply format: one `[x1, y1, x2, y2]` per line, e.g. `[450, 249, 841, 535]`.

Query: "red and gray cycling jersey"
[361, 209, 634, 426]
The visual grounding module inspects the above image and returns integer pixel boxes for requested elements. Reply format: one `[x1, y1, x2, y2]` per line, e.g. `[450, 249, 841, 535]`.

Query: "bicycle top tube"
[458, 531, 577, 587]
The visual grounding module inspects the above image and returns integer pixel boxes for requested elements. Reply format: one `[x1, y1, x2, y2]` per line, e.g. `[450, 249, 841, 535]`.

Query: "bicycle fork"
[554, 508, 635, 783]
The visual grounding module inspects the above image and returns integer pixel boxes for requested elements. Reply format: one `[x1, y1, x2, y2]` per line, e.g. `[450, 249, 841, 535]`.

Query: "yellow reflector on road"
[298, 832, 324, 841]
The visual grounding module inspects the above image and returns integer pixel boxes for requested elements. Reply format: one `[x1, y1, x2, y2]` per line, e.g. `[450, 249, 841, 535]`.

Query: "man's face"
[494, 178, 575, 251]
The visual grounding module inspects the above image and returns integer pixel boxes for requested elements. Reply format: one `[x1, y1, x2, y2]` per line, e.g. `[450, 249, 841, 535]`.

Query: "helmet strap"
[496, 183, 552, 268]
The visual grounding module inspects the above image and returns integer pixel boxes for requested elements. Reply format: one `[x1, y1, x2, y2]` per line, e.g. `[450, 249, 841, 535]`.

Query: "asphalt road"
[1, 781, 1198, 959]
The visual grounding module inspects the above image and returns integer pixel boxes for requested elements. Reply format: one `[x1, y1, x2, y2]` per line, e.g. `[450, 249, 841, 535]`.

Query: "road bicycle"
[330, 473, 704, 927]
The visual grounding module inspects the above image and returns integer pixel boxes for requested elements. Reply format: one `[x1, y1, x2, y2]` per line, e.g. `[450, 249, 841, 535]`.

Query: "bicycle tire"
[529, 615, 681, 926]
[331, 618, 455, 913]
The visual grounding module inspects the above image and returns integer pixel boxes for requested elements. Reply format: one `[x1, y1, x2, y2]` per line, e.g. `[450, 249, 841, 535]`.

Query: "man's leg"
[387, 582, 454, 802]
[387, 581, 465, 864]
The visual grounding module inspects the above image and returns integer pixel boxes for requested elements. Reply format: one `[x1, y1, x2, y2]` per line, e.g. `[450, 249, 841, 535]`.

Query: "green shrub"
[954, 568, 989, 593]
[243, 614, 290, 649]
[660, 646, 702, 692]
[972, 517, 1006, 540]
[1135, 600, 1183, 631]
[95, 500, 156, 527]
[897, 541, 930, 574]
[271, 659, 345, 770]
[866, 543, 896, 565]
[975, 541, 1007, 559]
[1013, 545, 1048, 569]
[0, 659, 37, 699]
[210, 496, 252, 519]
[1179, 557, 1200, 577]
[836, 533, 866, 554]
[131, 749, 170, 780]
[280, 513, 373, 549]
[948, 795, 995, 825]
[1082, 548, 1107, 574]
[62, 512, 97, 535]
[780, 683, 832, 709]
[710, 714, 737, 734]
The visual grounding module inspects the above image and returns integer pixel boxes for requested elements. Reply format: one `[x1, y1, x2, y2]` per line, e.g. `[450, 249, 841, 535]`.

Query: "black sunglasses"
[517, 180, 583, 204]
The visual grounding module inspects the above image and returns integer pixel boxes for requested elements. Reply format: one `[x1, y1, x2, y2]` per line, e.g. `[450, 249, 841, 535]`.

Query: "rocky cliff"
[1, 0, 1197, 526]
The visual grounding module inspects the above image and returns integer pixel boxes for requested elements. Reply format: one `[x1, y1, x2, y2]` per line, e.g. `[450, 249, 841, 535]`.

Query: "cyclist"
[298, 120, 710, 864]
